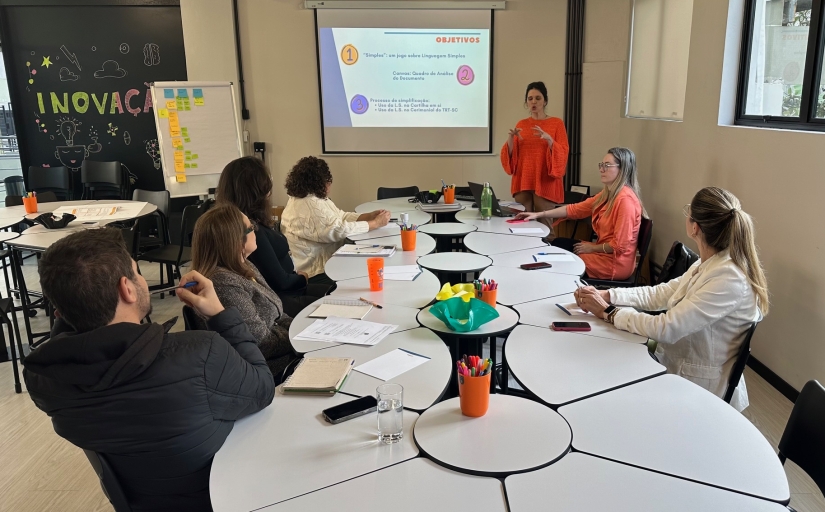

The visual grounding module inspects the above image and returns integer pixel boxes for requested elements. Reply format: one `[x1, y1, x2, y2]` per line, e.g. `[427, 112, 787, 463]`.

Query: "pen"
[441, 179, 447, 189]
[555, 303, 572, 316]
[150, 281, 198, 295]
[579, 278, 590, 287]
[359, 297, 383, 309]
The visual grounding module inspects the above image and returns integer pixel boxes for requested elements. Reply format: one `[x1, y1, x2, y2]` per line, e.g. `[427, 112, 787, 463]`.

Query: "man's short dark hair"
[39, 228, 136, 332]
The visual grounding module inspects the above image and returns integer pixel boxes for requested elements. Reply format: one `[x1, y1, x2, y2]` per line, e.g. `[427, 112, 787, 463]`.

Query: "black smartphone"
[521, 262, 552, 270]
[322, 396, 378, 424]
[551, 321, 592, 332]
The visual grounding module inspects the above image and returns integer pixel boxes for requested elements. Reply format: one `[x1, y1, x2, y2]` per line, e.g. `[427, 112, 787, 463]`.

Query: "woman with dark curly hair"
[281, 156, 390, 284]
[216, 157, 332, 316]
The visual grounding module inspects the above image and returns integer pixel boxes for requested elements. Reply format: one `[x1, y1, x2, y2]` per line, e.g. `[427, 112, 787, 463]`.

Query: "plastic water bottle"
[480, 182, 493, 220]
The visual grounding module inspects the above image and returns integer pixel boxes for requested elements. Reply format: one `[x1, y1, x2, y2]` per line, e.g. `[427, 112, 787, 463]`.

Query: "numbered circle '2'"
[457, 65, 475, 86]
[350, 95, 369, 115]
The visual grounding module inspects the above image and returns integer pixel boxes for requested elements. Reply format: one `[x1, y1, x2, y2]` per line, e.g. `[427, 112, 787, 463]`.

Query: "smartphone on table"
[521, 262, 552, 270]
[551, 322, 591, 332]
[322, 396, 378, 424]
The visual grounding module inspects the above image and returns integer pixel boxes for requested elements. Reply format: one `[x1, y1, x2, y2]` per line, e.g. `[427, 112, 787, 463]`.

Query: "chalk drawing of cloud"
[94, 60, 127, 79]
[59, 67, 79, 81]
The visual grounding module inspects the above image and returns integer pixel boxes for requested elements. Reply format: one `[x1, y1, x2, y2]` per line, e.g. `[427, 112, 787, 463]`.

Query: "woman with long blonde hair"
[516, 147, 646, 280]
[575, 187, 768, 411]
[191, 204, 295, 381]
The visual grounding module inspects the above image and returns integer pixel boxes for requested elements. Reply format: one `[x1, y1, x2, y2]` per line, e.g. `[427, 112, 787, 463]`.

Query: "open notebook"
[282, 358, 355, 395]
[308, 299, 372, 320]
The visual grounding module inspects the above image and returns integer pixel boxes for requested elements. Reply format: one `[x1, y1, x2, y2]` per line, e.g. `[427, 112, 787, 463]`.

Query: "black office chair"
[0, 297, 24, 394]
[138, 201, 212, 292]
[722, 322, 757, 404]
[656, 240, 699, 285]
[586, 217, 653, 288]
[182, 305, 201, 331]
[5, 191, 58, 208]
[377, 186, 419, 200]
[564, 185, 590, 239]
[131, 189, 171, 263]
[3, 176, 25, 197]
[81, 160, 125, 200]
[778, 380, 825, 497]
[28, 166, 71, 200]
[83, 449, 133, 512]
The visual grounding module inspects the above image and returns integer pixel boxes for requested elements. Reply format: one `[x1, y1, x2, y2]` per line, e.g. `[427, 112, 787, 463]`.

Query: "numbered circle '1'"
[457, 65, 475, 86]
[341, 44, 359, 65]
[350, 95, 369, 115]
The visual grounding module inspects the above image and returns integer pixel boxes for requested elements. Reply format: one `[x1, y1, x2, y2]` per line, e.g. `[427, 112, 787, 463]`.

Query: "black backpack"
[657, 241, 699, 284]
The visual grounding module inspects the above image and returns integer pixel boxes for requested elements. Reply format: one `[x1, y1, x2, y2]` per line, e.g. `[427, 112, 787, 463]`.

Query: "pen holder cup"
[458, 373, 491, 417]
[22, 197, 38, 214]
[477, 289, 497, 309]
[367, 257, 385, 291]
[400, 230, 417, 251]
[442, 187, 455, 204]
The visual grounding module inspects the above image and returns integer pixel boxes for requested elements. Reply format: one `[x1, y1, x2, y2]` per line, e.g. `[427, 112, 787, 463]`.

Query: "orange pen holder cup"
[22, 197, 38, 214]
[400, 230, 417, 251]
[443, 187, 456, 204]
[477, 289, 498, 309]
[367, 257, 385, 291]
[458, 373, 491, 417]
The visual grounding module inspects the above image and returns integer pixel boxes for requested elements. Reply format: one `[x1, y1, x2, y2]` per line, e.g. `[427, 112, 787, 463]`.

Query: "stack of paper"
[308, 299, 372, 320]
[334, 244, 397, 257]
[293, 317, 398, 346]
[52, 202, 148, 222]
[534, 253, 575, 262]
[419, 203, 462, 212]
[354, 349, 431, 381]
[383, 265, 422, 281]
[282, 358, 354, 395]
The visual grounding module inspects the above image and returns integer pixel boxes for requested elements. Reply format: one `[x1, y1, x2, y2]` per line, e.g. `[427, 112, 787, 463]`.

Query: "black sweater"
[247, 224, 307, 296]
[23, 308, 275, 512]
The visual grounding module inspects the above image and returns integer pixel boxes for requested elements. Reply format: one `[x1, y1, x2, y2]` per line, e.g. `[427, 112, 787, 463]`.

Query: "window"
[737, 0, 825, 130]
[626, 0, 694, 120]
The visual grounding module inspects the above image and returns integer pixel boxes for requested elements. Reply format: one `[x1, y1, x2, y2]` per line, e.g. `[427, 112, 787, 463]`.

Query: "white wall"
[181, 0, 568, 211]
[583, 0, 825, 391]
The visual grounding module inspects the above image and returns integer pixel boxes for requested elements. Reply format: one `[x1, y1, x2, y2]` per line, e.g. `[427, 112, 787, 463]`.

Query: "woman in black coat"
[216, 157, 332, 316]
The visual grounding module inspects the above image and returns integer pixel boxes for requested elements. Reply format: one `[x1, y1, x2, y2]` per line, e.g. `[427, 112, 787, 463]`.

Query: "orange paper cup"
[458, 373, 491, 417]
[443, 187, 455, 204]
[366, 257, 385, 291]
[477, 289, 497, 309]
[22, 196, 38, 214]
[400, 230, 417, 251]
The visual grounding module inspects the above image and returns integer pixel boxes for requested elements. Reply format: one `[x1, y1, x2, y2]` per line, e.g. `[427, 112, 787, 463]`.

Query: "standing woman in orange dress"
[501, 81, 569, 235]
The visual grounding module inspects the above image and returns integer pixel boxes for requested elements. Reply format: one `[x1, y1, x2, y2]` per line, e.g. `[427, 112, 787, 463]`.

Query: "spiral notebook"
[282, 357, 355, 395]
[308, 299, 373, 320]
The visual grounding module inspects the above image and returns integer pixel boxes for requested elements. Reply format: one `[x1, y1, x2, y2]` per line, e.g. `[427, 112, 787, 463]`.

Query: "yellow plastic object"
[436, 283, 477, 302]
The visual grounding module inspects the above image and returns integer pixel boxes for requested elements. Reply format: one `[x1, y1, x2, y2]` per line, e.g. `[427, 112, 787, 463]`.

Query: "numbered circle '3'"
[350, 95, 369, 115]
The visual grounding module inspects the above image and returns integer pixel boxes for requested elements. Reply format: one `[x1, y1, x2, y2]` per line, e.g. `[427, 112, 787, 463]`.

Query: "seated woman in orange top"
[516, 147, 646, 280]
[501, 81, 569, 234]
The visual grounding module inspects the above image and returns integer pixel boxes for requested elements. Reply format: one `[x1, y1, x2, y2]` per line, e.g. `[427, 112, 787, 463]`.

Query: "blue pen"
[441, 179, 447, 189]
[150, 281, 197, 295]
[555, 303, 572, 316]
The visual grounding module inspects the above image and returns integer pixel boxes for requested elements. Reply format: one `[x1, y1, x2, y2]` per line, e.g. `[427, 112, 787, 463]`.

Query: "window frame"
[736, 0, 825, 131]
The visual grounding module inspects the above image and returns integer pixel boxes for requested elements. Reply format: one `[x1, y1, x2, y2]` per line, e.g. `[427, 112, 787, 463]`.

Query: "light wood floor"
[0, 259, 822, 511]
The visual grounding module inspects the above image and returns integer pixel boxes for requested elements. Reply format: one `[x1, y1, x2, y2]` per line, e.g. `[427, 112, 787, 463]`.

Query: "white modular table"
[308, 328, 452, 411]
[505, 452, 789, 512]
[417, 304, 520, 340]
[413, 395, 571, 477]
[329, 269, 440, 309]
[478, 266, 578, 306]
[505, 325, 665, 406]
[354, 197, 420, 214]
[0, 215, 24, 230]
[417, 252, 492, 274]
[267, 458, 508, 512]
[348, 218, 432, 242]
[209, 392, 419, 512]
[514, 294, 648, 344]
[289, 297, 422, 354]
[418, 222, 477, 237]
[456, 208, 550, 237]
[463, 232, 548, 256]
[324, 234, 436, 281]
[489, 247, 586, 276]
[0, 231, 20, 243]
[558, 375, 790, 503]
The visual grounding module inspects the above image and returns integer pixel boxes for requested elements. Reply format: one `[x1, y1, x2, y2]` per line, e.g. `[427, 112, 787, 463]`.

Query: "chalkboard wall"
[0, 2, 187, 194]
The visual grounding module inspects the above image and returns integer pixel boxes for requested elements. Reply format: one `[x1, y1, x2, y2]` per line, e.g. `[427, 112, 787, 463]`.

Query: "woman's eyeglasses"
[244, 224, 257, 235]
[598, 162, 620, 170]
[682, 204, 692, 219]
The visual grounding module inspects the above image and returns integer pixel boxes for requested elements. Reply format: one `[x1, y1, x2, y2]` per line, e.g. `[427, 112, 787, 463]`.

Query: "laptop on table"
[468, 182, 520, 217]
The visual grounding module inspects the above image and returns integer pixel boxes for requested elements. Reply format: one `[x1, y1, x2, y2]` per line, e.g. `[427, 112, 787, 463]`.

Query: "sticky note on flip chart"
[170, 128, 181, 137]
[191, 154, 198, 160]
[176, 174, 187, 183]
[166, 100, 177, 110]
[184, 137, 191, 143]
[172, 138, 183, 148]
[193, 89, 203, 98]
[194, 97, 204, 106]
[158, 108, 169, 118]
[175, 161, 185, 172]
[191, 163, 198, 169]
[174, 151, 184, 162]
[181, 128, 189, 136]
[177, 89, 189, 98]
[164, 89, 175, 99]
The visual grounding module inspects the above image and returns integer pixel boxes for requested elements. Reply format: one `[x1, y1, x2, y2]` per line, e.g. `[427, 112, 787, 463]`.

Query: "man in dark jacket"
[23, 228, 275, 511]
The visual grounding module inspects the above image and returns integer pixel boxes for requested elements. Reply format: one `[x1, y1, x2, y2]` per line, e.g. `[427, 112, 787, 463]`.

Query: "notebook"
[282, 357, 355, 395]
[308, 299, 372, 320]
[334, 244, 397, 257]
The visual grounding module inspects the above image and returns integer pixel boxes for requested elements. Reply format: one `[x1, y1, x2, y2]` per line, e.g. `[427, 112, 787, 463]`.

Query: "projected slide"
[319, 28, 490, 128]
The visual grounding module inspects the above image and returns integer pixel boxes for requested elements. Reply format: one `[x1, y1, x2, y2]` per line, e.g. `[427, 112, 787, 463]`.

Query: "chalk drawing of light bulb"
[145, 139, 161, 169]
[56, 116, 80, 146]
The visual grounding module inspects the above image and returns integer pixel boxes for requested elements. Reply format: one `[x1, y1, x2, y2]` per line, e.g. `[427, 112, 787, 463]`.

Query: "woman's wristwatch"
[602, 305, 619, 324]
